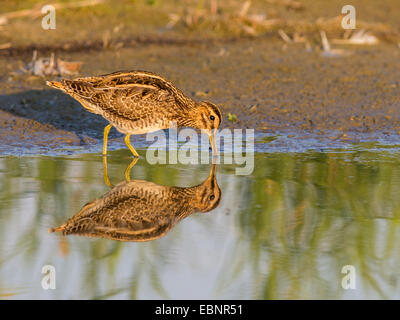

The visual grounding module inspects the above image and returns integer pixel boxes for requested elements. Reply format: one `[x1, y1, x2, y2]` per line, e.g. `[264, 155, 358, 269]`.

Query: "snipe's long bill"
[47, 70, 222, 157]
[49, 164, 221, 242]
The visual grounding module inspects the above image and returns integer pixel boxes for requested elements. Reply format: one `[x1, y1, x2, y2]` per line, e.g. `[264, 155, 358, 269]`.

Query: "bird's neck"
[171, 186, 204, 216]
[174, 110, 195, 128]
[175, 102, 203, 129]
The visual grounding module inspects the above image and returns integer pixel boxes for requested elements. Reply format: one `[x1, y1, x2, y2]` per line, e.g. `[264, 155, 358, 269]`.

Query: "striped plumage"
[47, 70, 222, 157]
[49, 165, 220, 242]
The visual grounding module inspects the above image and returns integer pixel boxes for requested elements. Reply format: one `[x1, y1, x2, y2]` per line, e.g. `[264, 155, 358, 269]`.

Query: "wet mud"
[1, 37, 400, 154]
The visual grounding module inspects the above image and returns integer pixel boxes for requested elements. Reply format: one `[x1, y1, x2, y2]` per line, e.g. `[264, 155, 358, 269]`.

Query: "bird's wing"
[92, 84, 183, 121]
[74, 70, 190, 109]
[54, 181, 193, 242]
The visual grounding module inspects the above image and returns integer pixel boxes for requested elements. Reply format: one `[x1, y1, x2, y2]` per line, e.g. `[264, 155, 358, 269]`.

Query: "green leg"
[103, 124, 113, 156]
[124, 134, 140, 158]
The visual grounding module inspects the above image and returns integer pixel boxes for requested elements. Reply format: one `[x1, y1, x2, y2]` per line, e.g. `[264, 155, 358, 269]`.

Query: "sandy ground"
[0, 1, 399, 154]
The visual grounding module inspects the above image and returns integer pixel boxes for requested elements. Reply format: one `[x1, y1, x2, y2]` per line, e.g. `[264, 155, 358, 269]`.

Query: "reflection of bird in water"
[46, 70, 221, 157]
[49, 164, 221, 242]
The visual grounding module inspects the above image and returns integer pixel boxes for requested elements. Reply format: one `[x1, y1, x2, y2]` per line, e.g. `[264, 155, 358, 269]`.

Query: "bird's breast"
[111, 117, 171, 135]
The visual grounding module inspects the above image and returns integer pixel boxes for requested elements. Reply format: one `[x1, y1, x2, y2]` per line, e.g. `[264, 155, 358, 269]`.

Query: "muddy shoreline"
[1, 36, 400, 155]
[1, 1, 400, 155]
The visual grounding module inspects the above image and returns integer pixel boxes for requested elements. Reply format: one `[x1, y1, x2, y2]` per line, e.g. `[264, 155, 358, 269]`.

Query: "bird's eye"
[209, 195, 215, 200]
[210, 115, 215, 121]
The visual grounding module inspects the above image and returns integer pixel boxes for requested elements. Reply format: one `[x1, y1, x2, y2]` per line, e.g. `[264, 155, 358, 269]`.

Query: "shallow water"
[1, 148, 400, 299]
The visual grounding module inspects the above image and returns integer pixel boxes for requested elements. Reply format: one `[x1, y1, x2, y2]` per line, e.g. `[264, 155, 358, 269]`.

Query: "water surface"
[1, 149, 400, 299]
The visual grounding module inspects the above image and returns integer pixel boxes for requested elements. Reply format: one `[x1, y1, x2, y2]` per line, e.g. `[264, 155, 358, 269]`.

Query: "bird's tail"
[46, 79, 98, 113]
[48, 224, 66, 233]
[46, 80, 66, 91]
[46, 79, 94, 97]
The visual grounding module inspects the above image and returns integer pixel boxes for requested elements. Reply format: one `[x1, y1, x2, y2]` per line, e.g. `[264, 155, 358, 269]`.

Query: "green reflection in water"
[0, 150, 399, 299]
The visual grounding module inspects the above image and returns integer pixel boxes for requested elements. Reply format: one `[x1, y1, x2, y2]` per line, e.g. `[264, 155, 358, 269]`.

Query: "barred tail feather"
[48, 224, 66, 233]
[46, 79, 99, 113]
[46, 80, 65, 91]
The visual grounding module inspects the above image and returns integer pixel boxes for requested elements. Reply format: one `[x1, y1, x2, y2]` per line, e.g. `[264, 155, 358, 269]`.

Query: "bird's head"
[184, 101, 221, 153]
[190, 101, 222, 131]
[194, 164, 221, 213]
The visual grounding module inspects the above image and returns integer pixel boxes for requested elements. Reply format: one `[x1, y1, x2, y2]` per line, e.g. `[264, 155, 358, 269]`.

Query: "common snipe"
[49, 164, 221, 242]
[47, 70, 222, 157]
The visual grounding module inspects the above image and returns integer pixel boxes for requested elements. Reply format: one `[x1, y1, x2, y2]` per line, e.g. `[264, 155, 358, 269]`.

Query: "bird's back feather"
[46, 70, 193, 128]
